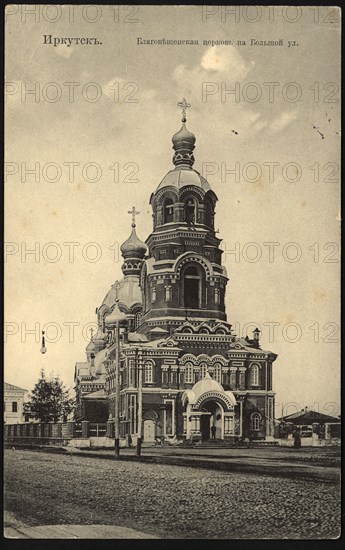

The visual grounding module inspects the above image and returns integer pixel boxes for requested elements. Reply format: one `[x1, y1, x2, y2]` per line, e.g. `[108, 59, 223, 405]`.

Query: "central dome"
[156, 168, 211, 193]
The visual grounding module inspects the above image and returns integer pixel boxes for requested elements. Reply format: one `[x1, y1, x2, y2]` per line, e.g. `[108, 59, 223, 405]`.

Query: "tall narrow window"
[184, 198, 196, 224]
[214, 363, 222, 383]
[144, 361, 153, 384]
[12, 402, 18, 413]
[200, 363, 207, 378]
[151, 286, 156, 302]
[252, 413, 261, 431]
[135, 312, 142, 329]
[251, 365, 259, 386]
[183, 265, 200, 309]
[163, 199, 174, 223]
[185, 363, 194, 384]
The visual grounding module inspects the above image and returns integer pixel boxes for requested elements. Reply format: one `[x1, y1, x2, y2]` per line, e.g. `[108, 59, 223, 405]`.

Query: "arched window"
[163, 198, 174, 224]
[251, 413, 261, 431]
[199, 363, 207, 379]
[205, 199, 214, 229]
[184, 198, 196, 224]
[251, 365, 259, 386]
[214, 363, 222, 383]
[144, 361, 154, 384]
[183, 265, 201, 309]
[185, 363, 194, 384]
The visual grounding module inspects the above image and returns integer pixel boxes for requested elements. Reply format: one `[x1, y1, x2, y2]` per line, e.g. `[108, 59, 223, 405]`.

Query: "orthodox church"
[74, 100, 277, 442]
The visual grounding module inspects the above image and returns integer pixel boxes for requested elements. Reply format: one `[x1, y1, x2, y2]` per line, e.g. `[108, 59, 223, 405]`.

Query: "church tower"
[75, 98, 277, 444]
[139, 99, 229, 335]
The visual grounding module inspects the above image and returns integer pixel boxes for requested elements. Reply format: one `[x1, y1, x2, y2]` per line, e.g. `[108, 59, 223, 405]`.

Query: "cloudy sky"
[5, 5, 340, 418]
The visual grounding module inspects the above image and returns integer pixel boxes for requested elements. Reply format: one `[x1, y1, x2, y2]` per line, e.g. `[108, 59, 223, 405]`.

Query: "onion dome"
[105, 300, 127, 329]
[172, 98, 196, 169]
[120, 208, 147, 276]
[93, 326, 107, 346]
[120, 224, 147, 260]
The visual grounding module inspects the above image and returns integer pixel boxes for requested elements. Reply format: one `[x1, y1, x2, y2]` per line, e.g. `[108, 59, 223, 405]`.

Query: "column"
[239, 368, 246, 390]
[183, 413, 187, 435]
[230, 367, 237, 389]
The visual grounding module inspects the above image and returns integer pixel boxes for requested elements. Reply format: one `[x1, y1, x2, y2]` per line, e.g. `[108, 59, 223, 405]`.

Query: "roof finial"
[177, 98, 191, 123]
[128, 206, 140, 228]
[112, 280, 121, 301]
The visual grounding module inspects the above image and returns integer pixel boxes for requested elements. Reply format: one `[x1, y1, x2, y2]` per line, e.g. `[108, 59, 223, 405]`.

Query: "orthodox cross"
[177, 98, 191, 122]
[89, 327, 94, 339]
[128, 206, 140, 227]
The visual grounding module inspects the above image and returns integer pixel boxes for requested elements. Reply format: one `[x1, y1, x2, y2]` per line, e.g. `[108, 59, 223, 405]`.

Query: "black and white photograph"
[4, 4, 341, 540]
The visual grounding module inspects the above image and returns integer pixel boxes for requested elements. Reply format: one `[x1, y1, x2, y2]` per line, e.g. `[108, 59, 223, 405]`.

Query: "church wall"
[243, 395, 267, 440]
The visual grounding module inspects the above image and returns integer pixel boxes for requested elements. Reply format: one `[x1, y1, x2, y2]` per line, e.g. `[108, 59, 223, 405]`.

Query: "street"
[4, 448, 340, 539]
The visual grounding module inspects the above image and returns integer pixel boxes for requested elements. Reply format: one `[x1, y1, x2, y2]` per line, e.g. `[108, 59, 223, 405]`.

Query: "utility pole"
[114, 317, 120, 458]
[137, 347, 143, 457]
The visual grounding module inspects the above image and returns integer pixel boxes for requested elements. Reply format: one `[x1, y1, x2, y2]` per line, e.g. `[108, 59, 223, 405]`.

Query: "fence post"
[67, 421, 76, 438]
[81, 421, 90, 439]
[37, 423, 42, 438]
[57, 422, 63, 438]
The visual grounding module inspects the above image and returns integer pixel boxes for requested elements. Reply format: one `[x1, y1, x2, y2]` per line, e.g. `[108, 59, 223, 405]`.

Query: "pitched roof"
[279, 409, 340, 424]
[4, 382, 27, 392]
[83, 388, 107, 400]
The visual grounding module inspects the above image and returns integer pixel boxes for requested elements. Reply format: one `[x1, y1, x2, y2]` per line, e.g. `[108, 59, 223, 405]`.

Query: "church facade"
[74, 100, 277, 442]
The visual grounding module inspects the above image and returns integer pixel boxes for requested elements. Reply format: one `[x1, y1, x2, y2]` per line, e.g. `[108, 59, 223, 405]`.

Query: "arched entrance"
[182, 374, 237, 441]
[201, 401, 223, 440]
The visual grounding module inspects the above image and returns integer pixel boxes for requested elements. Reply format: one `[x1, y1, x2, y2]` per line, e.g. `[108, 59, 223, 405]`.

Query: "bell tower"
[138, 100, 229, 336]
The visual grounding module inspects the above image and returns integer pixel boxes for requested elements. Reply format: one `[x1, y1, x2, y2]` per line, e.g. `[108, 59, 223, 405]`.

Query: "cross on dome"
[177, 98, 191, 123]
[89, 327, 94, 339]
[128, 206, 140, 228]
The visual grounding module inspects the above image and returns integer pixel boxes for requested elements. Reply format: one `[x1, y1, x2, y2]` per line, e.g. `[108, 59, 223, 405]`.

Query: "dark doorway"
[183, 266, 200, 309]
[201, 414, 211, 441]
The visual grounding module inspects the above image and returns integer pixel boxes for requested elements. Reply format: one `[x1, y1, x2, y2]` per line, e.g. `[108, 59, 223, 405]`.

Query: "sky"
[5, 5, 341, 419]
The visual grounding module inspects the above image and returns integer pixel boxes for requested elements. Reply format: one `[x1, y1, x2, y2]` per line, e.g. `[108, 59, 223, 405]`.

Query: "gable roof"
[4, 382, 27, 392]
[279, 409, 340, 424]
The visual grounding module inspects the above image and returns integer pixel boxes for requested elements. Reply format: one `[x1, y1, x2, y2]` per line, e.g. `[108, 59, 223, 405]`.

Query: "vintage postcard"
[4, 4, 341, 540]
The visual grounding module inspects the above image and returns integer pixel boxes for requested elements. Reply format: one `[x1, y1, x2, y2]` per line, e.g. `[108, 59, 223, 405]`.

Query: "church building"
[74, 100, 277, 442]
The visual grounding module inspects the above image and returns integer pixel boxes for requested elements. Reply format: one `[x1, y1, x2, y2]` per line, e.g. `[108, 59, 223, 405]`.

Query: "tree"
[25, 369, 75, 423]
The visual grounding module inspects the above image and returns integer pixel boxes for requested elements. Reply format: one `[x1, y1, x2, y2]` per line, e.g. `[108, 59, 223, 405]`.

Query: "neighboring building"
[278, 408, 341, 444]
[74, 102, 278, 442]
[4, 382, 27, 424]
